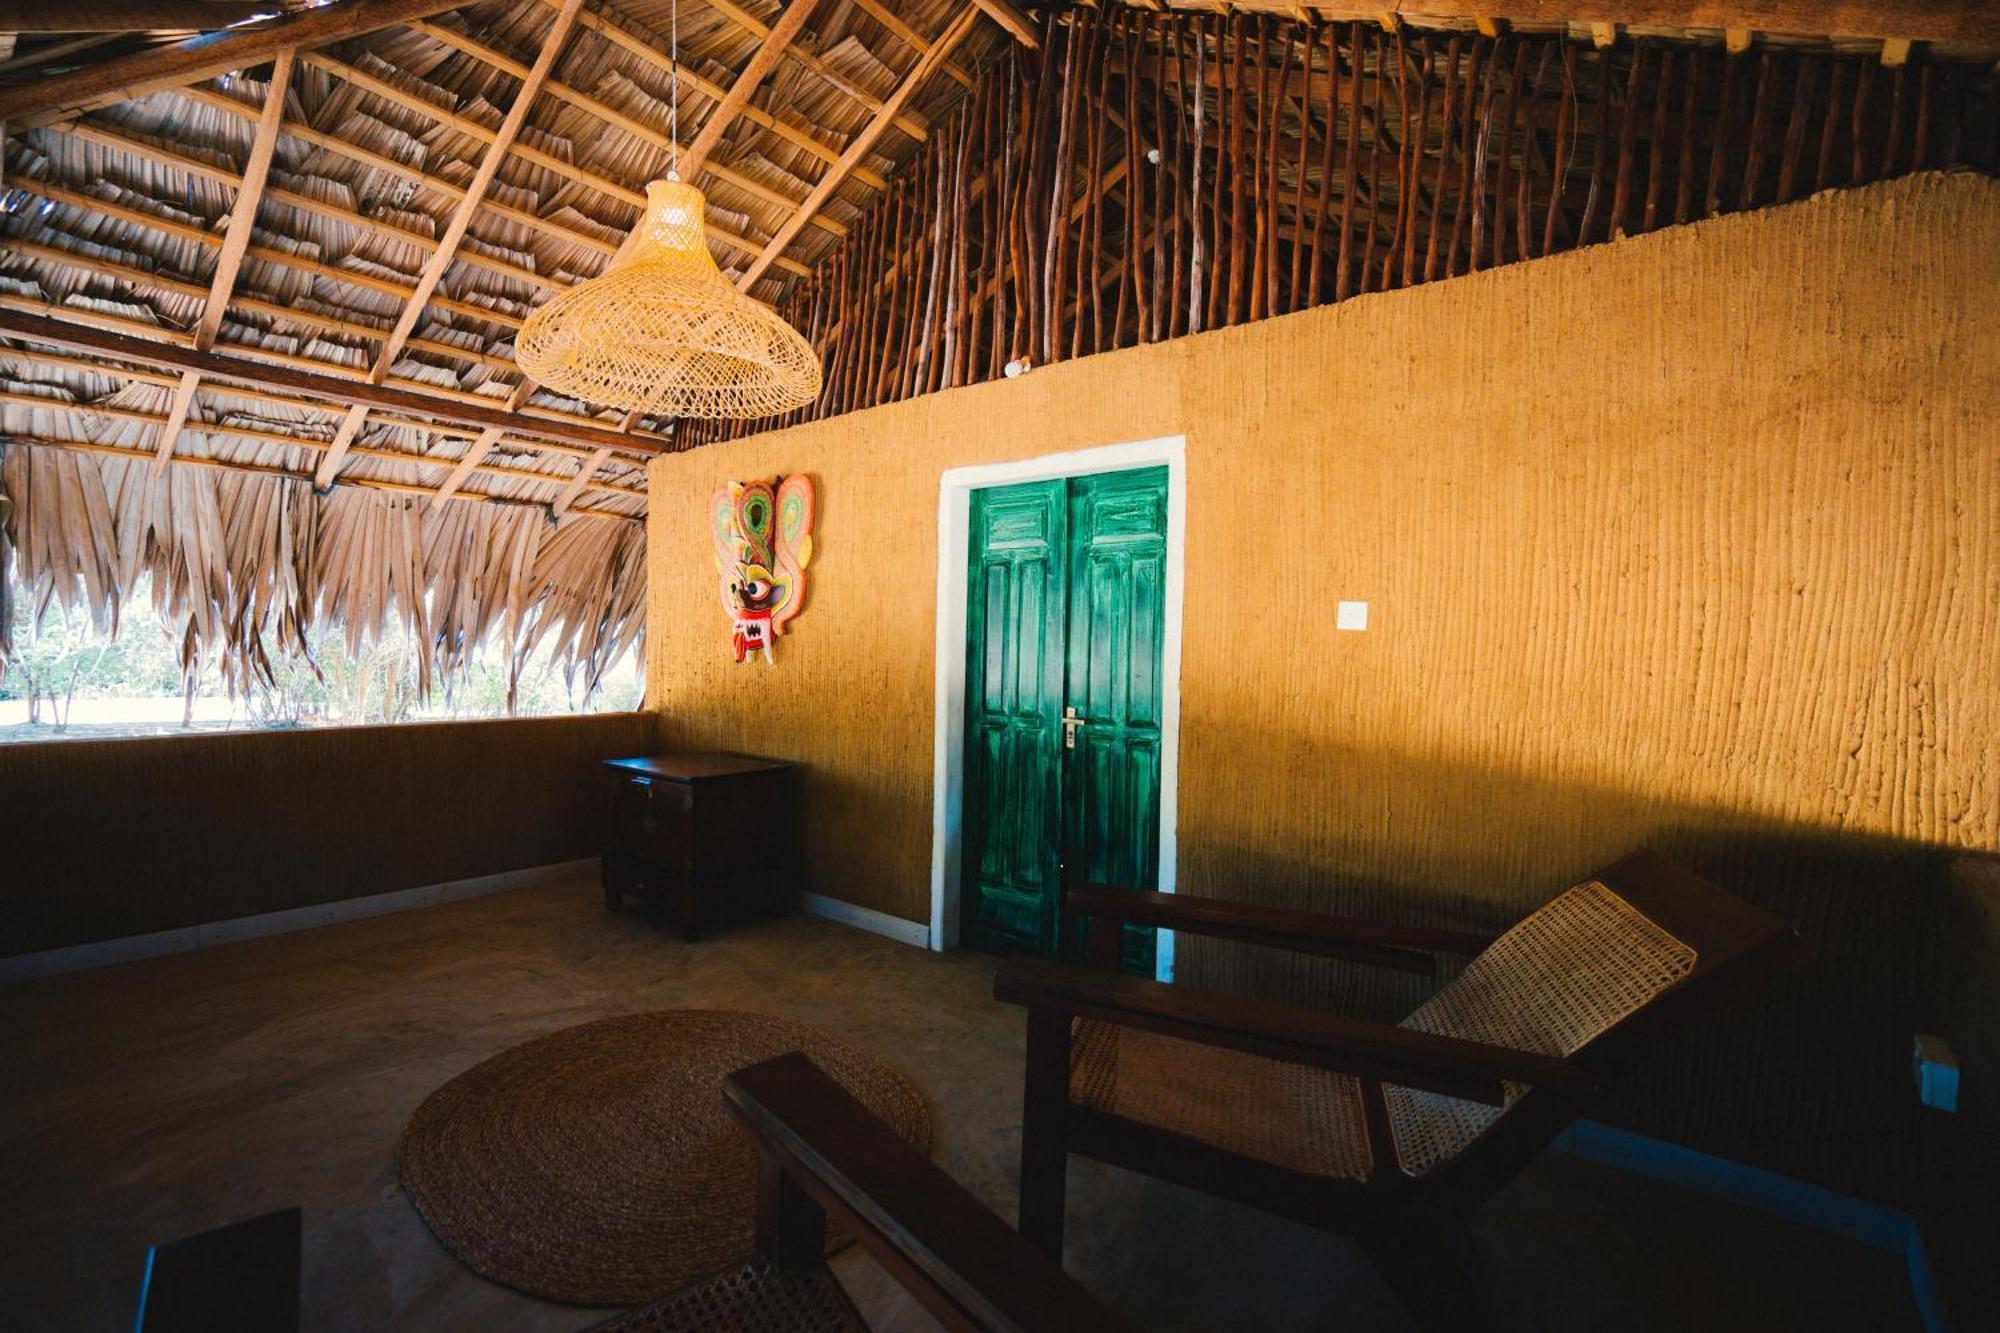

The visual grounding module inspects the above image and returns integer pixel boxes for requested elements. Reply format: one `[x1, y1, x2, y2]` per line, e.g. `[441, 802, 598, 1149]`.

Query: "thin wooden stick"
[1336, 21, 1362, 299]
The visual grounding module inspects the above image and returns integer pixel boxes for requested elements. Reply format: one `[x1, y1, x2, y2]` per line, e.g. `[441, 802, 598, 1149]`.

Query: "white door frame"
[928, 434, 1188, 979]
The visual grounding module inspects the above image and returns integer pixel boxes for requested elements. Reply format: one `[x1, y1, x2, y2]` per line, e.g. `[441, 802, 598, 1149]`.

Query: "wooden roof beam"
[847, 0, 975, 87]
[703, 0, 931, 142]
[369, 0, 585, 384]
[149, 370, 201, 476]
[550, 445, 613, 518]
[6, 435, 640, 521]
[972, 0, 1040, 47]
[0, 379, 648, 498]
[431, 427, 501, 507]
[196, 51, 293, 352]
[313, 403, 371, 490]
[0, 307, 664, 454]
[1203, 3, 1997, 46]
[683, 0, 824, 182]
[404, 21, 845, 238]
[0, 2, 276, 30]
[544, 0, 891, 193]
[0, 0, 474, 127]
[739, 5, 983, 290]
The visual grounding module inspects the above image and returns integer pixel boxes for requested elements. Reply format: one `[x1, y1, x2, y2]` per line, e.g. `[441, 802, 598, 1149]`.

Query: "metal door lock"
[1062, 706, 1088, 750]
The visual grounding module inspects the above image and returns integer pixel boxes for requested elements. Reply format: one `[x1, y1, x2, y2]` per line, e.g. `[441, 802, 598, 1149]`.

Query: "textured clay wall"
[649, 173, 1999, 1206]
[1, 712, 659, 955]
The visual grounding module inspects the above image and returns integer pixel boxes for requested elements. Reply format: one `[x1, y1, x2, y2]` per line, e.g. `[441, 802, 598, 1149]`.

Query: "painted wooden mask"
[709, 475, 815, 664]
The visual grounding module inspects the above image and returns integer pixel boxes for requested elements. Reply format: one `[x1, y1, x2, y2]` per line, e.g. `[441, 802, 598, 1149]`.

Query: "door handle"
[1062, 706, 1087, 750]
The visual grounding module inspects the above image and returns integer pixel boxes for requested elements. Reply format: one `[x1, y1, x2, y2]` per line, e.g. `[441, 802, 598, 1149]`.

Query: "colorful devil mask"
[709, 475, 815, 664]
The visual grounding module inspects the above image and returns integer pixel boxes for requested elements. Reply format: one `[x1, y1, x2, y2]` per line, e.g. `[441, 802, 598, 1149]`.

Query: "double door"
[962, 467, 1167, 969]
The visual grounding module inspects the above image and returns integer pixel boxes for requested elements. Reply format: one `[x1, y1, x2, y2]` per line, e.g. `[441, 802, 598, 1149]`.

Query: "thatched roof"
[0, 0, 1014, 693]
[0, 1, 1992, 696]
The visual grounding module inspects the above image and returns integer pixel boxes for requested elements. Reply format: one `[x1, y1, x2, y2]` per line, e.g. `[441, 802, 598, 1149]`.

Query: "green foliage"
[2, 573, 643, 738]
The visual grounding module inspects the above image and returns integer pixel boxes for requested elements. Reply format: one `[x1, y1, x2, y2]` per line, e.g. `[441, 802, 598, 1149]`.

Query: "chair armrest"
[994, 956, 1604, 1107]
[1066, 884, 1497, 975]
[724, 1053, 1132, 1333]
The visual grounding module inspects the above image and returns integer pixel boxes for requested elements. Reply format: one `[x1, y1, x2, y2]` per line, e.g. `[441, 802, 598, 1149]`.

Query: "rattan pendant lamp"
[515, 0, 821, 420]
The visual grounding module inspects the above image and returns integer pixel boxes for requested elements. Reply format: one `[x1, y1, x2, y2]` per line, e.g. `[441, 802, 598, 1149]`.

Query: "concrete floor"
[0, 870, 1919, 1333]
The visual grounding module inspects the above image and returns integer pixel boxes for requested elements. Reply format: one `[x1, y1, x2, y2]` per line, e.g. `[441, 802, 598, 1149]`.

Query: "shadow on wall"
[1175, 746, 1964, 1214]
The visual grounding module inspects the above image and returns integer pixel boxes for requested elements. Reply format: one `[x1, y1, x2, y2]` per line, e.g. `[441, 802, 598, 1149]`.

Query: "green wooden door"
[963, 467, 1168, 964]
[963, 480, 1068, 952]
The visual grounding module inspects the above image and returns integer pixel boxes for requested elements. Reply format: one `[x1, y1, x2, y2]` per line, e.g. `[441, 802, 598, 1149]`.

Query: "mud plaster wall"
[650, 172, 1999, 1213]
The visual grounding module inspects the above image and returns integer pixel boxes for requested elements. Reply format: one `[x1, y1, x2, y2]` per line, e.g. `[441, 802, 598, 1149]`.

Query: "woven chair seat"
[1070, 879, 1699, 1181]
[590, 1259, 867, 1333]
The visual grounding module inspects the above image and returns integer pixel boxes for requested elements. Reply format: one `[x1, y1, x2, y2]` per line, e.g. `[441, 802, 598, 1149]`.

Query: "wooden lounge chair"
[994, 849, 1805, 1331]
[595, 1051, 1132, 1333]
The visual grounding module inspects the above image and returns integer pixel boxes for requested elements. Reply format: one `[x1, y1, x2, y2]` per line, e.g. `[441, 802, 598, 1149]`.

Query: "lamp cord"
[669, 0, 680, 176]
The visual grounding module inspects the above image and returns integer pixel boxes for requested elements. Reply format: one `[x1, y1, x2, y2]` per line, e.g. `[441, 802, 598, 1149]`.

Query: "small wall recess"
[1336, 601, 1369, 631]
[1913, 1034, 1959, 1112]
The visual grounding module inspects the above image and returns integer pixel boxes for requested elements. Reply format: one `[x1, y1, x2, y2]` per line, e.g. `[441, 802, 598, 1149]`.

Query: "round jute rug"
[397, 1010, 930, 1307]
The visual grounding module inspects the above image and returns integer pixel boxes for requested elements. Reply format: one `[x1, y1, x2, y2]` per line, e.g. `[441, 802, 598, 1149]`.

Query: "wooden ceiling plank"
[0, 307, 664, 454]
[312, 403, 372, 489]
[432, 427, 503, 507]
[197, 50, 294, 353]
[738, 4, 983, 291]
[0, 0, 476, 127]
[683, 0, 826, 182]
[369, 0, 586, 384]
[149, 369, 202, 475]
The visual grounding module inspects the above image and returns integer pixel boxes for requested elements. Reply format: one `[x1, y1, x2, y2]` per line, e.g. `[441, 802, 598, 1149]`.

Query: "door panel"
[963, 481, 1067, 952]
[1064, 468, 1169, 973]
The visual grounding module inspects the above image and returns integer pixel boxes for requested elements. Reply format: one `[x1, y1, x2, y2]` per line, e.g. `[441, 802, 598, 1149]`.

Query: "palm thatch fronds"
[0, 438, 644, 703]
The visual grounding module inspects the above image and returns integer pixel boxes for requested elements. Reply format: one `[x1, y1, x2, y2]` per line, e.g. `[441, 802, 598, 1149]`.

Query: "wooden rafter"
[313, 404, 371, 490]
[196, 50, 293, 353]
[704, 0, 931, 141]
[432, 428, 502, 508]
[149, 371, 201, 476]
[683, 0, 825, 182]
[542, 0, 893, 194]
[0, 0, 473, 126]
[369, 0, 585, 384]
[0, 308, 663, 454]
[0, 1, 274, 29]
[551, 446, 614, 518]
[6, 435, 640, 521]
[739, 4, 985, 291]
[1158, 3, 1999, 46]
[405, 21, 846, 239]
[0, 349, 635, 469]
[971, 0, 1041, 48]
[849, 0, 975, 87]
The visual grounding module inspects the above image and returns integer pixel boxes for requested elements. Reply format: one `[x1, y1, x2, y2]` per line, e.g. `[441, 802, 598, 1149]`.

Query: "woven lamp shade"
[517, 179, 821, 419]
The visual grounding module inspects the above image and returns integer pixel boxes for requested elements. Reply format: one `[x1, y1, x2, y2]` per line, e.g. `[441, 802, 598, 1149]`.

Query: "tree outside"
[0, 574, 643, 743]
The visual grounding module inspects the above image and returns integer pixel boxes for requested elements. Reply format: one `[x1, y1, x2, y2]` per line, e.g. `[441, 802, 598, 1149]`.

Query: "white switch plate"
[1336, 601, 1369, 632]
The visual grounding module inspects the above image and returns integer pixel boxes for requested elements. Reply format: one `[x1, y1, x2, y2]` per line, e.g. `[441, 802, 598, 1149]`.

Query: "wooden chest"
[601, 752, 802, 940]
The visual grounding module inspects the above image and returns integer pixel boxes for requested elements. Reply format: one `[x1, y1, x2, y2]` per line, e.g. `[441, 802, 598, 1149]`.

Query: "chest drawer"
[610, 774, 694, 866]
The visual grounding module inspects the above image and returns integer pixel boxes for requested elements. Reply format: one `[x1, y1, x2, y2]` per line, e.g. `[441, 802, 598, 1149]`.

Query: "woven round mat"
[397, 1010, 929, 1307]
